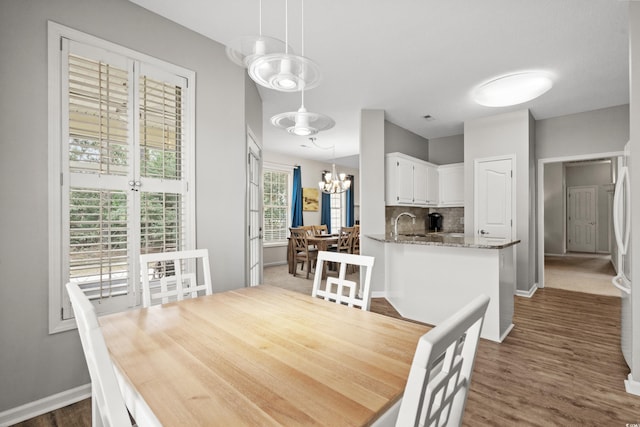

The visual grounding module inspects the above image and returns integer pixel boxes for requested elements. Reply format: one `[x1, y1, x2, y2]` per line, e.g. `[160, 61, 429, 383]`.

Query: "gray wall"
[428, 134, 464, 165]
[536, 104, 629, 159]
[544, 163, 565, 254]
[0, 0, 252, 412]
[245, 73, 263, 140]
[384, 120, 429, 161]
[464, 109, 535, 292]
[360, 110, 387, 294]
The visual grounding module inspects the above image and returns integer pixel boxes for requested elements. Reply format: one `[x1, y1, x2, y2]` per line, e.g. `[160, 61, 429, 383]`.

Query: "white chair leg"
[92, 391, 104, 427]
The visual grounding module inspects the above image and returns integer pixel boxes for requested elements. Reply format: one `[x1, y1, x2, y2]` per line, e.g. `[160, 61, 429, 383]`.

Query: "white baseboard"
[0, 384, 91, 427]
[515, 283, 538, 298]
[371, 291, 387, 298]
[625, 373, 640, 396]
[263, 261, 288, 267]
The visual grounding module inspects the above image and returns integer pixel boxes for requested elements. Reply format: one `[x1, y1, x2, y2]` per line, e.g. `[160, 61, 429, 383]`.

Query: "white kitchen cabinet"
[438, 163, 464, 206]
[426, 165, 439, 206]
[385, 153, 438, 206]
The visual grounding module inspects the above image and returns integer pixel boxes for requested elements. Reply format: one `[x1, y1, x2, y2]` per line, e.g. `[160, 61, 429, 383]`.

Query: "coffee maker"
[428, 212, 443, 232]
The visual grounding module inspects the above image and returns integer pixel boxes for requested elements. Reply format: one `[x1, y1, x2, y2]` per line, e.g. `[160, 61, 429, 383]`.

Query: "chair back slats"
[289, 228, 318, 278]
[66, 282, 132, 427]
[311, 251, 375, 311]
[140, 249, 212, 307]
[312, 224, 328, 235]
[396, 294, 490, 427]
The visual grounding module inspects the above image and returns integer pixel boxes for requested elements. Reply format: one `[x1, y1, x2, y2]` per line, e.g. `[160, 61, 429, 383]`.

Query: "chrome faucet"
[393, 212, 416, 237]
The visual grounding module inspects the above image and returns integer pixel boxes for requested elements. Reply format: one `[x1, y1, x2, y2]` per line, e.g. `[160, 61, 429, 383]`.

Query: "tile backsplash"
[385, 206, 464, 235]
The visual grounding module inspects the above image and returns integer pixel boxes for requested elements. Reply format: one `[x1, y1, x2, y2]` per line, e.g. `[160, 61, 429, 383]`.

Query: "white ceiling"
[129, 0, 629, 166]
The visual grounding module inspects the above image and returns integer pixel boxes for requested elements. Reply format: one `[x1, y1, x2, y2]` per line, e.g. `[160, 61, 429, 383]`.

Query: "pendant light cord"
[285, 0, 289, 53]
[259, 0, 262, 35]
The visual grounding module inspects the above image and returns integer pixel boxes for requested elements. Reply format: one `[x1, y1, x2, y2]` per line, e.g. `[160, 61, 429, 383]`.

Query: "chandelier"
[312, 138, 350, 194]
[319, 163, 351, 194]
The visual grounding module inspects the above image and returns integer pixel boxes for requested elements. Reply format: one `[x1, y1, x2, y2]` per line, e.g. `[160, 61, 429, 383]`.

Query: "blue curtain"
[345, 175, 355, 227]
[291, 166, 303, 227]
[321, 191, 332, 233]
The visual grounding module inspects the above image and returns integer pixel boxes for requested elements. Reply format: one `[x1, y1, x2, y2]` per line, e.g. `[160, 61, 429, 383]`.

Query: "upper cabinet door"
[439, 164, 464, 206]
[396, 157, 414, 203]
[386, 155, 414, 205]
[426, 165, 439, 206]
[413, 162, 428, 205]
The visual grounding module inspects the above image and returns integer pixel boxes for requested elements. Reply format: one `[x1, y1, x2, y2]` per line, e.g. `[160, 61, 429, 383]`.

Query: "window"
[330, 192, 346, 231]
[263, 165, 291, 245]
[48, 23, 195, 332]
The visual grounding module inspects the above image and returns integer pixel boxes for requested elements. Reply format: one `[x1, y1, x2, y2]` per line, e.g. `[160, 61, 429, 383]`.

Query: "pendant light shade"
[226, 35, 290, 68]
[249, 53, 321, 91]
[248, 0, 322, 92]
[271, 105, 335, 136]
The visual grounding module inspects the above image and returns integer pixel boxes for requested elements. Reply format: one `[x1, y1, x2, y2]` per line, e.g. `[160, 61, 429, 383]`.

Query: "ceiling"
[129, 0, 629, 166]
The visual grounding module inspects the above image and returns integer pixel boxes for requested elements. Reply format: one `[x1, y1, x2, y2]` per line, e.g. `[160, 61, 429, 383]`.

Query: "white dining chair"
[139, 249, 212, 307]
[396, 294, 490, 427]
[311, 251, 375, 311]
[66, 282, 133, 427]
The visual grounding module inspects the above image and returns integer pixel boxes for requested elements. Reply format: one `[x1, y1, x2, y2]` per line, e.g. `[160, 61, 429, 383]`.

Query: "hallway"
[544, 254, 619, 297]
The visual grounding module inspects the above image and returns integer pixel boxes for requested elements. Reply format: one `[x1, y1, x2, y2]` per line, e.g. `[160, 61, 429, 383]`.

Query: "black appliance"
[428, 212, 443, 232]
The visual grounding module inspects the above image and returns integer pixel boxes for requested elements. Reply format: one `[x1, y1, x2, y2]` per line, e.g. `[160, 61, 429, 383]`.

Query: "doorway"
[247, 130, 263, 287]
[537, 151, 623, 296]
[567, 185, 597, 253]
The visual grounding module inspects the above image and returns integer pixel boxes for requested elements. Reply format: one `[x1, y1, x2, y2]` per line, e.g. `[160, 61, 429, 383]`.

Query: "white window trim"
[47, 21, 196, 334]
[263, 162, 293, 248]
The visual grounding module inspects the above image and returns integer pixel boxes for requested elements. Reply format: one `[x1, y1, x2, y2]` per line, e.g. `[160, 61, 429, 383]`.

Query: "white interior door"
[475, 157, 513, 242]
[567, 186, 597, 253]
[247, 133, 262, 286]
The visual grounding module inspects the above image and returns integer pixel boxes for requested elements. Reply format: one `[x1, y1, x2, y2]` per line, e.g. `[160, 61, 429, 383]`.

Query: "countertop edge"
[365, 234, 521, 249]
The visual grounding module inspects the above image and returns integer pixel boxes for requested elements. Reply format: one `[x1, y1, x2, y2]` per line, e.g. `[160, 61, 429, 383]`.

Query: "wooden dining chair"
[311, 251, 375, 311]
[139, 249, 212, 307]
[290, 228, 318, 279]
[66, 282, 133, 427]
[312, 224, 328, 235]
[396, 294, 490, 427]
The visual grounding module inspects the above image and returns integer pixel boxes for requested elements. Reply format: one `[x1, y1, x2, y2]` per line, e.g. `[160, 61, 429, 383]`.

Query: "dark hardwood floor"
[12, 288, 640, 426]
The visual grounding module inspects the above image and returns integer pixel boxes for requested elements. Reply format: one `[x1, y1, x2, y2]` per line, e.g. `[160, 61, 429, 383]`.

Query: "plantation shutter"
[61, 39, 192, 319]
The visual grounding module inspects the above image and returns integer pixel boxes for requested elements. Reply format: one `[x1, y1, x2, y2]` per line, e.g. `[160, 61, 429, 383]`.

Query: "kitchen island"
[367, 233, 520, 342]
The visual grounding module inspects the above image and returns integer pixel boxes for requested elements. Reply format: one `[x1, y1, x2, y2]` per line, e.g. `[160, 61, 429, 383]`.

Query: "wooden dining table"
[100, 285, 430, 426]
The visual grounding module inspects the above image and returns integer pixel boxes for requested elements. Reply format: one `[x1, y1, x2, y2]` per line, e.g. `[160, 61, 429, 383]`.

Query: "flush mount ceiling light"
[473, 71, 553, 107]
[248, 0, 322, 92]
[226, 0, 290, 68]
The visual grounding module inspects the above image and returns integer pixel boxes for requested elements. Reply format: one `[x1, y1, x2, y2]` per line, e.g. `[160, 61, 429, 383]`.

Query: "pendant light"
[248, 0, 321, 92]
[226, 0, 290, 68]
[270, 0, 334, 135]
[271, 89, 335, 135]
[310, 138, 351, 194]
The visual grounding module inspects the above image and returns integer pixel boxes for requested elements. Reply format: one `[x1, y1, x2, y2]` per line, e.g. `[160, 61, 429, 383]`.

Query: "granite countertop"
[366, 232, 521, 249]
